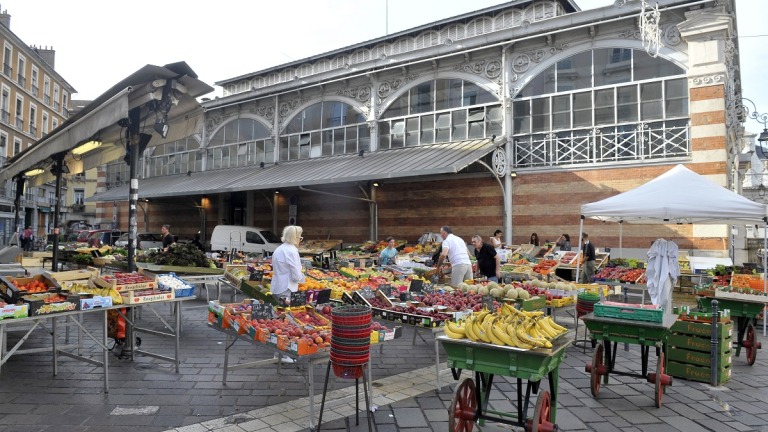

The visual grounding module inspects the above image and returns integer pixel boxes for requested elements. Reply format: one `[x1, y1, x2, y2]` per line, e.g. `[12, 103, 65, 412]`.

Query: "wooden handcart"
[437, 333, 571, 432]
[581, 313, 676, 407]
[696, 296, 763, 365]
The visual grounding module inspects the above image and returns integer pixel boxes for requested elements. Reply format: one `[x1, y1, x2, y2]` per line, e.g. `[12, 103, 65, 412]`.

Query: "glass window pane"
[381, 93, 408, 119]
[323, 101, 344, 128]
[595, 89, 615, 125]
[187, 137, 200, 150]
[435, 79, 452, 111]
[303, 103, 322, 131]
[435, 113, 451, 143]
[209, 130, 224, 147]
[223, 121, 239, 144]
[513, 100, 530, 134]
[346, 126, 357, 153]
[641, 82, 663, 120]
[220, 146, 230, 167]
[468, 120, 484, 139]
[665, 78, 688, 118]
[285, 114, 302, 134]
[334, 129, 345, 154]
[449, 79, 463, 109]
[358, 125, 370, 152]
[255, 141, 265, 165]
[391, 119, 405, 148]
[410, 82, 433, 114]
[463, 81, 497, 106]
[452, 110, 467, 140]
[594, 48, 631, 86]
[552, 95, 570, 130]
[346, 105, 365, 124]
[573, 92, 592, 128]
[254, 121, 271, 140]
[406, 118, 419, 146]
[279, 137, 289, 161]
[420, 115, 434, 144]
[520, 65, 555, 98]
[634, 49, 684, 81]
[617, 85, 638, 123]
[213, 148, 222, 169]
[311, 132, 322, 158]
[299, 140, 310, 159]
[322, 130, 334, 155]
[238, 119, 255, 142]
[265, 139, 274, 163]
[237, 143, 247, 156]
[485, 106, 503, 137]
[289, 135, 299, 160]
[379, 122, 390, 150]
[531, 98, 550, 133]
[556, 51, 591, 92]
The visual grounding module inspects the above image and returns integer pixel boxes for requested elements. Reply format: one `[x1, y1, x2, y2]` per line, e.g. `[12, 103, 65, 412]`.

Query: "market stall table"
[0, 295, 194, 392]
[437, 331, 571, 432]
[581, 313, 676, 407]
[696, 296, 764, 365]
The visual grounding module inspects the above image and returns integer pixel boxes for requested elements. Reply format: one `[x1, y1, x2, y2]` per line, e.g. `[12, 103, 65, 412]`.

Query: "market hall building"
[89, 0, 743, 258]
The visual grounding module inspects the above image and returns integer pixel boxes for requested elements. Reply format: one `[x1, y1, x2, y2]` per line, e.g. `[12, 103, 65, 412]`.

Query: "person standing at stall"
[490, 230, 504, 249]
[378, 237, 398, 266]
[471, 236, 501, 282]
[270, 225, 306, 364]
[161, 224, 176, 251]
[579, 232, 596, 283]
[556, 234, 571, 251]
[529, 233, 540, 246]
[437, 226, 473, 287]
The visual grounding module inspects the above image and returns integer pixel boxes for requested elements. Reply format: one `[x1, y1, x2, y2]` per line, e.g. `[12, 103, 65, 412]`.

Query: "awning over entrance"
[87, 137, 503, 202]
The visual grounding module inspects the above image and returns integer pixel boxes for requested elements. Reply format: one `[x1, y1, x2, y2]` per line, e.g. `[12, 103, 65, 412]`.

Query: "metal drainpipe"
[299, 185, 378, 242]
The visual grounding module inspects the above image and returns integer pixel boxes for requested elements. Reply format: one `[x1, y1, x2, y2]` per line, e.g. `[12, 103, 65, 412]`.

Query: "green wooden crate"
[667, 333, 732, 354]
[670, 320, 733, 339]
[442, 340, 566, 381]
[513, 296, 546, 311]
[696, 296, 766, 319]
[666, 360, 731, 385]
[238, 281, 278, 306]
[593, 303, 664, 323]
[668, 347, 732, 368]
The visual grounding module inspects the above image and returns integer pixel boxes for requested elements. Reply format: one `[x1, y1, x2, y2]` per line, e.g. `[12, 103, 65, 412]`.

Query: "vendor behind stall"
[379, 237, 398, 266]
[472, 236, 501, 282]
[437, 226, 473, 287]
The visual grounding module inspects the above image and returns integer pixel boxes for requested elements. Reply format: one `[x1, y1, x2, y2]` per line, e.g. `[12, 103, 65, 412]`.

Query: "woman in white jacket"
[269, 225, 306, 363]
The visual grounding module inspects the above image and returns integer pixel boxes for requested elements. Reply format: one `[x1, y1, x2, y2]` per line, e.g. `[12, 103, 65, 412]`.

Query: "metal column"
[52, 154, 64, 271]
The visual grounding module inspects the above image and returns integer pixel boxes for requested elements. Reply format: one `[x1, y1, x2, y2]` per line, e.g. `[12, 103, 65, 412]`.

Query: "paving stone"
[568, 407, 606, 423]
[422, 409, 445, 423]
[614, 409, 663, 425]
[554, 409, 587, 430]
[393, 408, 429, 428]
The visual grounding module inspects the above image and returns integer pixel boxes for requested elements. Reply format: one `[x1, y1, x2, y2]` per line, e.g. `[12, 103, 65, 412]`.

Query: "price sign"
[430, 274, 439, 284]
[409, 279, 424, 293]
[278, 296, 290, 308]
[315, 289, 331, 304]
[251, 303, 275, 320]
[360, 286, 374, 299]
[502, 274, 513, 284]
[290, 291, 307, 307]
[399, 291, 414, 302]
[353, 259, 361, 268]
[637, 262, 645, 269]
[378, 284, 393, 297]
[421, 283, 434, 295]
[482, 295, 495, 310]
[249, 270, 264, 281]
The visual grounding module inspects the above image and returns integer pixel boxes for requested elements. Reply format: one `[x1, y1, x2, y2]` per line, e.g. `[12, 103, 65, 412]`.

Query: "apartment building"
[0, 9, 76, 244]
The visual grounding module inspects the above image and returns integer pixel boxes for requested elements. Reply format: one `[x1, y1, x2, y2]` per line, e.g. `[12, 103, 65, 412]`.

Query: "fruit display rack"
[437, 332, 570, 432]
[581, 313, 677, 408]
[696, 296, 764, 365]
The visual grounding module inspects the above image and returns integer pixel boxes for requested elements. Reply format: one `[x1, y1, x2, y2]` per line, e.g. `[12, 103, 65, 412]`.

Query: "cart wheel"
[449, 378, 476, 432]
[654, 352, 665, 408]
[527, 390, 557, 432]
[745, 324, 757, 366]
[590, 343, 603, 397]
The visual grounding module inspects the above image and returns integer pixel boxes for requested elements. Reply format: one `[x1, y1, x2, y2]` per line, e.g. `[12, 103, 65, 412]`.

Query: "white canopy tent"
[574, 165, 768, 332]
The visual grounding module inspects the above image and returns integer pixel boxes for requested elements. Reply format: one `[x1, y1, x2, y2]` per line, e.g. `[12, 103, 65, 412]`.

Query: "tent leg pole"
[576, 217, 584, 284]
[763, 217, 768, 336]
[619, 222, 623, 259]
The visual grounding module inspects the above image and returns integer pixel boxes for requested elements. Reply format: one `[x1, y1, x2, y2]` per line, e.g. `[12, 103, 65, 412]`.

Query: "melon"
[490, 288, 504, 298]
[518, 290, 531, 299]
[503, 284, 514, 291]
[487, 281, 500, 290]
[548, 282, 557, 290]
[458, 282, 470, 293]
[478, 286, 490, 296]
[530, 280, 540, 288]
[506, 288, 518, 299]
[570, 283, 577, 291]
[556, 282, 565, 290]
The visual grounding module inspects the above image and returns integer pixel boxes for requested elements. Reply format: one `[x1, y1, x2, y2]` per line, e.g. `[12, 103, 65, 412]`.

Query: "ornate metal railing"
[513, 123, 689, 168]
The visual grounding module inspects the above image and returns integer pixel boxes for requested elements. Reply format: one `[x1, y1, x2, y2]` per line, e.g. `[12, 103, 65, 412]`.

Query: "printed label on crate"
[33, 301, 78, 315]
[80, 296, 113, 310]
[0, 303, 28, 320]
[124, 291, 174, 304]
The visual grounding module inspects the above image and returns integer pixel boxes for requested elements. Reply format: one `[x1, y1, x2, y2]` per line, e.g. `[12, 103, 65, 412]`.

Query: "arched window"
[378, 79, 501, 149]
[149, 136, 201, 177]
[206, 119, 273, 170]
[512, 48, 689, 167]
[279, 101, 368, 161]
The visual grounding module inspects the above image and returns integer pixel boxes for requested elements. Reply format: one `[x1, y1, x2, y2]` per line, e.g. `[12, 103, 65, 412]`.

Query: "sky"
[3, 0, 767, 133]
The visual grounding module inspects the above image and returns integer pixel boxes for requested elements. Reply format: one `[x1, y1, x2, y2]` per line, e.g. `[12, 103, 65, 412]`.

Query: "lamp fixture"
[759, 128, 768, 144]
[359, 149, 365, 157]
[759, 184, 765, 198]
[72, 141, 102, 155]
[372, 182, 380, 187]
[260, 162, 265, 168]
[24, 168, 44, 177]
[509, 172, 517, 178]
[274, 190, 280, 194]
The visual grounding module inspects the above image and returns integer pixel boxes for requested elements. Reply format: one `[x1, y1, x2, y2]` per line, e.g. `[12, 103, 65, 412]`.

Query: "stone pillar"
[679, 5, 733, 253]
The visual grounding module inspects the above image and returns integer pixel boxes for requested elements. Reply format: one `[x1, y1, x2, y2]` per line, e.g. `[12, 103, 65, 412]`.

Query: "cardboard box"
[667, 333, 733, 353]
[120, 289, 174, 305]
[23, 291, 81, 316]
[668, 347, 732, 368]
[666, 360, 731, 385]
[0, 303, 28, 320]
[4, 274, 62, 295]
[670, 320, 734, 339]
[80, 294, 114, 310]
[515, 295, 546, 311]
[224, 264, 249, 288]
[95, 272, 157, 292]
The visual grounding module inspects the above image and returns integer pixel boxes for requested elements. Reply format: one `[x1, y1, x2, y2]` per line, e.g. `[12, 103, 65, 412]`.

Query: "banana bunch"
[63, 281, 123, 305]
[442, 304, 568, 350]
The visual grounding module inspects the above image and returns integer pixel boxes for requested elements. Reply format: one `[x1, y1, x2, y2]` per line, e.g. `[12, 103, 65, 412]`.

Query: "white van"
[209, 225, 282, 254]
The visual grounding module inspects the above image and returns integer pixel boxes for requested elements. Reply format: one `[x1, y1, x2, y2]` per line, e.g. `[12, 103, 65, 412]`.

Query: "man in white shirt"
[436, 226, 473, 287]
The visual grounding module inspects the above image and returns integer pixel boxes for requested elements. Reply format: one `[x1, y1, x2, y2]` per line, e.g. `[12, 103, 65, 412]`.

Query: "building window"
[41, 112, 48, 135]
[512, 48, 688, 168]
[13, 138, 21, 156]
[61, 92, 68, 115]
[2, 44, 11, 76]
[52, 118, 58, 130]
[30, 67, 38, 96]
[378, 79, 500, 148]
[0, 132, 7, 158]
[0, 86, 8, 124]
[53, 84, 60, 111]
[74, 189, 84, 205]
[43, 76, 50, 105]
[279, 101, 367, 160]
[48, 191, 55, 206]
[29, 104, 36, 136]
[202, 120, 273, 171]
[16, 54, 25, 88]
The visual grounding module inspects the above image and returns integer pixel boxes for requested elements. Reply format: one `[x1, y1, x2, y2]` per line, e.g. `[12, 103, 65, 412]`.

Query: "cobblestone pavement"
[1, 287, 767, 432]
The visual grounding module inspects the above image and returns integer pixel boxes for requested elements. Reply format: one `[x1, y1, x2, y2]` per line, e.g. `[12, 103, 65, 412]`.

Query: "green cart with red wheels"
[437, 333, 571, 432]
[581, 313, 676, 408]
[696, 296, 764, 365]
